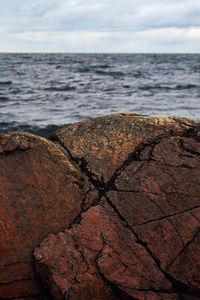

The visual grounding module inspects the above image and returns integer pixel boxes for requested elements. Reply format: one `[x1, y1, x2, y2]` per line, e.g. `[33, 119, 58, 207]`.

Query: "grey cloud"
[1, 0, 200, 32]
[0, 0, 200, 52]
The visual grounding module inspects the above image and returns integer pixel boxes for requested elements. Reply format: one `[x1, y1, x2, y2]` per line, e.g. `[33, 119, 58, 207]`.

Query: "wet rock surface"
[0, 132, 92, 299]
[1, 114, 200, 300]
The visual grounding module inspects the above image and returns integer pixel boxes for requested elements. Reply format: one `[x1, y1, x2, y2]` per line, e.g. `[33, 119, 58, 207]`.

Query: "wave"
[95, 64, 111, 69]
[95, 70, 124, 77]
[131, 71, 144, 78]
[21, 55, 32, 59]
[44, 85, 76, 92]
[139, 84, 199, 91]
[176, 84, 198, 90]
[0, 96, 9, 102]
[123, 84, 131, 89]
[0, 81, 12, 86]
[78, 67, 91, 73]
[78, 64, 111, 73]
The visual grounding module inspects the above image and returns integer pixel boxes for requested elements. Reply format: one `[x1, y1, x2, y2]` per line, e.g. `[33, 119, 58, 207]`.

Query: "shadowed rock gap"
[52, 135, 106, 193]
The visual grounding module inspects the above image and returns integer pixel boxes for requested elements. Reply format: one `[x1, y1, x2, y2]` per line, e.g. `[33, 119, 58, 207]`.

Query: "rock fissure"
[2, 114, 200, 299]
[104, 195, 200, 298]
[94, 242, 123, 300]
[166, 227, 200, 271]
[46, 117, 200, 299]
[52, 136, 106, 192]
[133, 205, 200, 226]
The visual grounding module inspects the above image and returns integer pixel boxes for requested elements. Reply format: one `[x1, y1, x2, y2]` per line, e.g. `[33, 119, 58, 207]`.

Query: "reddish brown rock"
[110, 135, 200, 271]
[34, 202, 172, 300]
[0, 132, 92, 299]
[52, 113, 197, 182]
[34, 115, 200, 299]
[108, 134, 200, 298]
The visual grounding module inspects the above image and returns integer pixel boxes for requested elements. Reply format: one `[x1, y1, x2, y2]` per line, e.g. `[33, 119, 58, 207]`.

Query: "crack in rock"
[2, 114, 200, 300]
[0, 132, 92, 299]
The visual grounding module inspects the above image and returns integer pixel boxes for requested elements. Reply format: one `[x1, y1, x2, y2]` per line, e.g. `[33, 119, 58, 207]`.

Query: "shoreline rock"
[52, 113, 197, 183]
[0, 114, 200, 299]
[0, 132, 94, 299]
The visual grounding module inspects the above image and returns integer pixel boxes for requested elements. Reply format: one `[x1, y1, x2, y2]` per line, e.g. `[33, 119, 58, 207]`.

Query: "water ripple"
[0, 53, 199, 135]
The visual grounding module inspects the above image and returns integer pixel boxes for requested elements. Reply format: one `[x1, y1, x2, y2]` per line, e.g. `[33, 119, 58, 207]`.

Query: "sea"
[0, 53, 200, 137]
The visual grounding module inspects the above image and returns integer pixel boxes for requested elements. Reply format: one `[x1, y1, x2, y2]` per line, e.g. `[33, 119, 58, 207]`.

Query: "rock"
[108, 134, 200, 298]
[34, 202, 171, 300]
[0, 132, 92, 299]
[52, 113, 197, 182]
[34, 114, 200, 299]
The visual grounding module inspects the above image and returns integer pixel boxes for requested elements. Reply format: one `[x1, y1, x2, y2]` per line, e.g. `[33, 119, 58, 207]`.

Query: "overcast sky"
[0, 0, 200, 53]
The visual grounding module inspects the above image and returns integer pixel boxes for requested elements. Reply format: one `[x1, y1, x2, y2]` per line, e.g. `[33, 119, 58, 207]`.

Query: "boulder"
[52, 113, 197, 182]
[34, 114, 200, 300]
[0, 132, 92, 299]
[34, 202, 172, 300]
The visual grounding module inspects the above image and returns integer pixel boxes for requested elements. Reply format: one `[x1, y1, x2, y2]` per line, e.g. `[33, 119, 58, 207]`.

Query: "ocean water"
[0, 53, 200, 137]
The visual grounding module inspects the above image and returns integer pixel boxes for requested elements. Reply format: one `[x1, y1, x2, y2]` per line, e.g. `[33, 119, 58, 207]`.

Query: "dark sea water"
[0, 53, 200, 137]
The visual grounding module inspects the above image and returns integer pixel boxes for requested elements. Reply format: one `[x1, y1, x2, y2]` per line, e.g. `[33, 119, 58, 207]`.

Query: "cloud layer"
[0, 0, 200, 52]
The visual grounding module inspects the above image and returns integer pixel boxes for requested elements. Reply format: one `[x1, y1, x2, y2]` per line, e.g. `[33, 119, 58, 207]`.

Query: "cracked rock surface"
[0, 132, 93, 299]
[1, 114, 200, 300]
[33, 114, 200, 300]
[52, 113, 197, 183]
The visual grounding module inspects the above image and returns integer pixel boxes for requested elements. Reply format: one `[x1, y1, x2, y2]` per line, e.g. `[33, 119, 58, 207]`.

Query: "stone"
[52, 113, 197, 182]
[34, 115, 200, 299]
[0, 132, 92, 299]
[34, 202, 171, 300]
[108, 134, 200, 298]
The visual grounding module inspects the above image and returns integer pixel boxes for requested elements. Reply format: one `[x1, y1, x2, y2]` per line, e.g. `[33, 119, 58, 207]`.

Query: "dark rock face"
[34, 115, 200, 300]
[0, 133, 92, 299]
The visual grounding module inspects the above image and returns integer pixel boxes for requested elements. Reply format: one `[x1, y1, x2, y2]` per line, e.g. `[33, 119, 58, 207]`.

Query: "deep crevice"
[52, 135, 106, 192]
[68, 192, 102, 228]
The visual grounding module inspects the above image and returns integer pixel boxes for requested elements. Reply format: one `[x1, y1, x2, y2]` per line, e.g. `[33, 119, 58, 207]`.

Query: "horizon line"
[0, 51, 200, 54]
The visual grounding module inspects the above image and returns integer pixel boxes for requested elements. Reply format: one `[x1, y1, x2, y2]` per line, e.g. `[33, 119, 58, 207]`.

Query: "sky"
[0, 0, 200, 53]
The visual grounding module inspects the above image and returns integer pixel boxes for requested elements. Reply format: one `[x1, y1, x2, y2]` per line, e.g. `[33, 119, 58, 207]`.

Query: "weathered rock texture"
[33, 114, 200, 300]
[1, 114, 200, 300]
[52, 113, 197, 182]
[0, 133, 94, 299]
